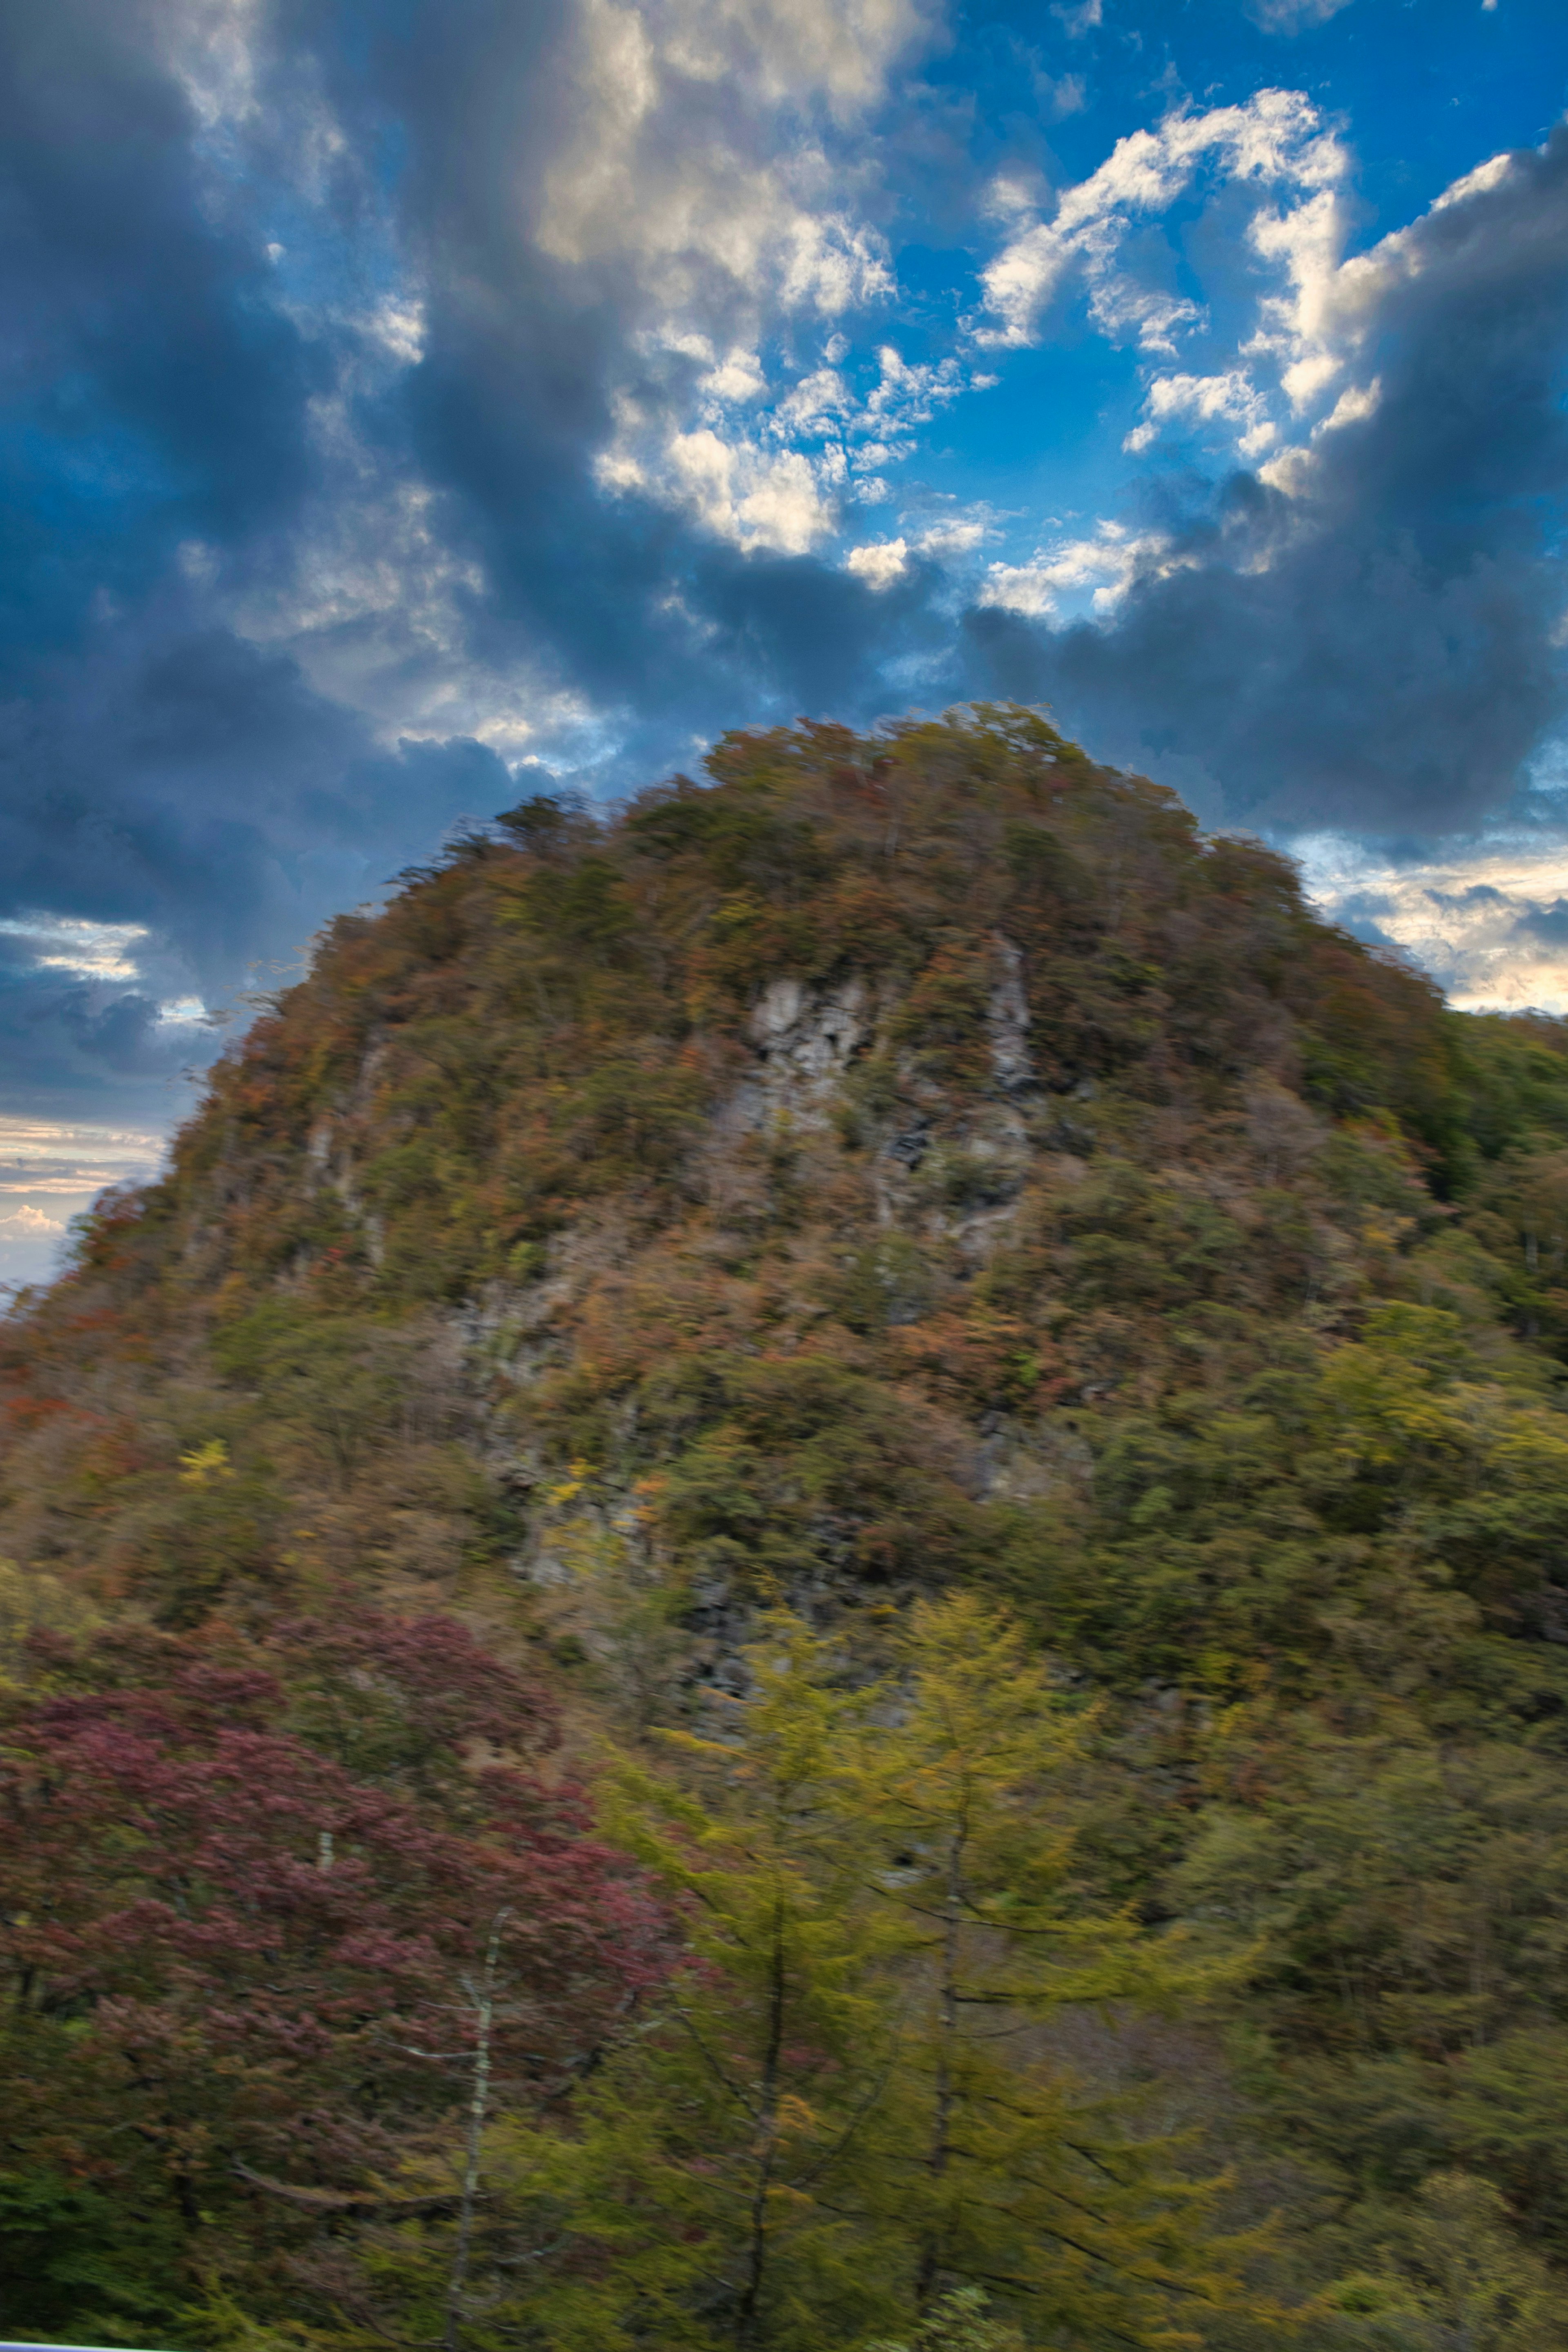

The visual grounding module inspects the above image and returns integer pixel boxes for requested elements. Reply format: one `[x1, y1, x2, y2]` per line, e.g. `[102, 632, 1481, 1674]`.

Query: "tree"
[1322, 2171, 1568, 2349]
[847, 1594, 1256, 2346]
[0, 1613, 662, 2337]
[409, 1603, 1259, 2352]
[493, 1615, 909, 2352]
[870, 2286, 1026, 2352]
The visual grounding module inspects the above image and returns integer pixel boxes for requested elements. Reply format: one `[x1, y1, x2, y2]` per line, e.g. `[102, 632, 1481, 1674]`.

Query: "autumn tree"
[846, 1595, 1257, 2345]
[0, 1613, 662, 2339]
[396, 1603, 1258, 2352]
[479, 1617, 908, 2352]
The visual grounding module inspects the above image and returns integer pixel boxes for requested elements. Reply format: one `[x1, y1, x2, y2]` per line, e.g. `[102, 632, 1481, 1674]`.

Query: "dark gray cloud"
[964, 125, 1568, 840]
[1430, 885, 1510, 910]
[1309, 889, 1402, 951]
[1511, 896, 1568, 948]
[0, 0, 939, 1118]
[0, 607, 521, 1120]
[0, 0, 321, 659]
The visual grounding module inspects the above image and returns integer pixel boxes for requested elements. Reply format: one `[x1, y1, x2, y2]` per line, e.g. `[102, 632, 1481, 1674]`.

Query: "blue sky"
[2, 0, 1567, 1277]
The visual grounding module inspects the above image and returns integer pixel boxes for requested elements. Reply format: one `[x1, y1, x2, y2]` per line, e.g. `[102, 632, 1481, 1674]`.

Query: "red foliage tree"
[0, 1613, 664, 2267]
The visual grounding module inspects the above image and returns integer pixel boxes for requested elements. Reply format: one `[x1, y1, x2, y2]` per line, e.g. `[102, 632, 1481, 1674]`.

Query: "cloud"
[0, 1196, 75, 1287]
[537, 0, 909, 308]
[0, 0, 970, 1125]
[1245, 0, 1355, 32]
[595, 342, 971, 557]
[1292, 834, 1568, 1011]
[9, 0, 955, 711]
[1123, 371, 1276, 457]
[0, 1205, 65, 1238]
[978, 89, 1347, 351]
[1036, 71, 1085, 120]
[846, 537, 911, 588]
[964, 120, 1568, 840]
[0, 916, 151, 984]
[0, 605, 534, 1120]
[0, 1201, 71, 1290]
[0, 1114, 166, 1189]
[978, 523, 1197, 620]
[1511, 897, 1568, 948]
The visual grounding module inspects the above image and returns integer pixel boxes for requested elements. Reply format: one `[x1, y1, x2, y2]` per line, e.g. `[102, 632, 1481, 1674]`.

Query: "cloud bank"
[969, 115, 1568, 838]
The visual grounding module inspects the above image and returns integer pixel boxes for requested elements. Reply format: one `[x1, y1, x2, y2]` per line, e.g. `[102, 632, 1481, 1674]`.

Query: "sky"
[2, 0, 1568, 1281]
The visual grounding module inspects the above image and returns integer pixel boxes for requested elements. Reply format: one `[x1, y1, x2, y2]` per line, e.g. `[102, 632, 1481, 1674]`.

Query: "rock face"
[726, 973, 874, 1143]
[750, 974, 870, 1089]
[477, 945, 1068, 1702]
[986, 933, 1034, 1096]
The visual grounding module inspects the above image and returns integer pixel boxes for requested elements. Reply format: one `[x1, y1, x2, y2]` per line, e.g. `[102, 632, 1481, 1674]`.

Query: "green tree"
[483, 1617, 907, 2352]
[1322, 2170, 1568, 2349]
[409, 1602, 1261, 2352]
[869, 2284, 1026, 2352]
[848, 1594, 1257, 2346]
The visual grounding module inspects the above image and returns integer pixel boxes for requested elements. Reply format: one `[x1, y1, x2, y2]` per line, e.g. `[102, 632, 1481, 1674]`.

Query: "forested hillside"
[8, 706, 1568, 2349]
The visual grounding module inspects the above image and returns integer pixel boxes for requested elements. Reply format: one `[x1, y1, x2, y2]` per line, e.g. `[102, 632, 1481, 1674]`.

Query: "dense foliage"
[7, 706, 1568, 2345]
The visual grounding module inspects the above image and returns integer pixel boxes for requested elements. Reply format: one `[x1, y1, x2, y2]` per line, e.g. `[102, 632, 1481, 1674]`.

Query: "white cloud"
[1230, 146, 1528, 500]
[596, 334, 970, 557]
[979, 89, 1348, 351]
[775, 366, 856, 435]
[701, 347, 768, 402]
[0, 1117, 166, 1194]
[1297, 832, 1568, 1014]
[369, 295, 427, 368]
[662, 0, 927, 111]
[1256, 443, 1316, 496]
[0, 915, 150, 984]
[0, 1197, 74, 1285]
[1244, 0, 1356, 33]
[978, 561, 1059, 619]
[1124, 369, 1276, 454]
[154, 996, 211, 1029]
[916, 516, 989, 557]
[978, 522, 1196, 619]
[1241, 156, 1522, 452]
[522, 0, 969, 558]
[142, 0, 942, 728]
[0, 1124, 165, 1285]
[973, 89, 1537, 539]
[1314, 376, 1382, 435]
[846, 537, 909, 588]
[537, 0, 912, 317]
[0, 1205, 65, 1238]
[661, 432, 835, 554]
[865, 345, 962, 427]
[1430, 150, 1514, 212]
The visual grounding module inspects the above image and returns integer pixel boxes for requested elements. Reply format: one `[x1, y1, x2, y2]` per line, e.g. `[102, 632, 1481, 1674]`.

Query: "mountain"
[6, 705, 1568, 2349]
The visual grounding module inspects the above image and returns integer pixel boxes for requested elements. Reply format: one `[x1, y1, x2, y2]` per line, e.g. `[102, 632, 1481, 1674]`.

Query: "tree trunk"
[735, 1885, 787, 2351]
[444, 1907, 510, 2352]
[916, 1820, 966, 2311]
